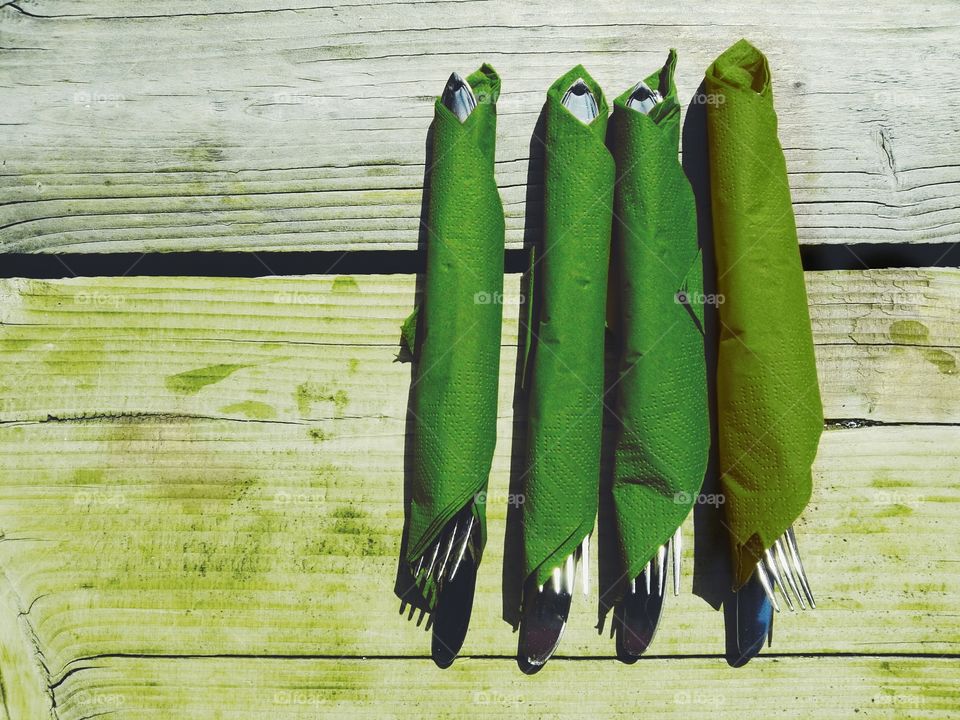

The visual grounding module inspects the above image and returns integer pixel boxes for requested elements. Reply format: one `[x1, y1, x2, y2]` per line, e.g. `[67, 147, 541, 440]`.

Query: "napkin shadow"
[683, 81, 751, 665]
[595, 330, 624, 636]
[683, 80, 732, 611]
[595, 114, 639, 638]
[501, 107, 546, 630]
[394, 121, 434, 623]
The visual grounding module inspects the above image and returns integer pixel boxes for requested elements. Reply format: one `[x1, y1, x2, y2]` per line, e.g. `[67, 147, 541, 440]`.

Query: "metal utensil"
[729, 524, 813, 664]
[625, 79, 663, 114]
[518, 536, 589, 671]
[406, 72, 482, 666]
[727, 567, 774, 666]
[615, 528, 680, 657]
[613, 80, 677, 659]
[754, 525, 815, 612]
[409, 71, 479, 596]
[411, 502, 479, 665]
[561, 78, 599, 123]
[431, 523, 479, 668]
[440, 72, 477, 122]
[517, 77, 601, 672]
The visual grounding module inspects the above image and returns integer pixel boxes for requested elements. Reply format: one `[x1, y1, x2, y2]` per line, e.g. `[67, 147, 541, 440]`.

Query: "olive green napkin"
[401, 65, 505, 602]
[705, 40, 823, 588]
[521, 65, 615, 590]
[607, 50, 709, 594]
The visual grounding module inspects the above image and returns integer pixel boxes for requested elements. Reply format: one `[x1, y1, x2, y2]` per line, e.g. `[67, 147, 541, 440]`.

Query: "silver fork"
[409, 69, 480, 606]
[629, 526, 682, 597]
[614, 80, 674, 659]
[518, 535, 590, 669]
[753, 525, 815, 612]
[518, 77, 602, 671]
[625, 80, 663, 113]
[440, 71, 477, 122]
[411, 504, 477, 596]
[617, 527, 681, 657]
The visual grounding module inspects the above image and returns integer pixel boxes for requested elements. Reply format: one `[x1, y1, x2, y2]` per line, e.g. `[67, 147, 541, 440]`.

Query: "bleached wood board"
[44, 656, 960, 720]
[0, 270, 957, 424]
[1, 418, 957, 677]
[2, 0, 959, 252]
[0, 268, 956, 714]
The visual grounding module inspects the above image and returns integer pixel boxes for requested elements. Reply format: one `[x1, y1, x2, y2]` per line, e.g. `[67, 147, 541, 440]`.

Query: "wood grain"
[1, 419, 957, 671]
[48, 656, 960, 720]
[0, 269, 956, 424]
[0, 271, 957, 717]
[2, 0, 959, 252]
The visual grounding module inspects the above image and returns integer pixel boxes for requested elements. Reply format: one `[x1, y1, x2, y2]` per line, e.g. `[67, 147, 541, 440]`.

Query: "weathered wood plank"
[2, 419, 958, 679]
[2, 0, 959, 251]
[49, 656, 960, 719]
[0, 270, 957, 424]
[0, 270, 957, 704]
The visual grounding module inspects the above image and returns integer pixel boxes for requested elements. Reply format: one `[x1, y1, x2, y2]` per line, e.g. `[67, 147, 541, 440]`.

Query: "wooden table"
[1, 1, 958, 717]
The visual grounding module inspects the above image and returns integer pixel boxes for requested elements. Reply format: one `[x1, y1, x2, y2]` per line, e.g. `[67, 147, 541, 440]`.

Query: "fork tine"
[565, 553, 575, 595]
[671, 528, 682, 596]
[773, 538, 805, 609]
[785, 526, 816, 608]
[414, 554, 424, 577]
[447, 513, 474, 581]
[435, 521, 458, 585]
[643, 560, 651, 595]
[581, 535, 590, 596]
[424, 540, 441, 584]
[754, 562, 780, 612]
[763, 548, 794, 611]
[552, 565, 562, 593]
[656, 544, 667, 597]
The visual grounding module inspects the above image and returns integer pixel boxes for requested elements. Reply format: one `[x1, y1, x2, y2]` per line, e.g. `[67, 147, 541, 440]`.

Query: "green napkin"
[402, 65, 505, 602]
[607, 50, 709, 594]
[704, 40, 823, 588]
[521, 65, 615, 590]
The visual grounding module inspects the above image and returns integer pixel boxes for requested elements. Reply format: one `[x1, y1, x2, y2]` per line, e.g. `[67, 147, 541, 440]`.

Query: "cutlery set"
[398, 39, 821, 671]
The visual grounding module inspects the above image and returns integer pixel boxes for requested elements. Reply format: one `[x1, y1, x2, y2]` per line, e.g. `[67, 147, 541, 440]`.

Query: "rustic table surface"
[1, 1, 958, 718]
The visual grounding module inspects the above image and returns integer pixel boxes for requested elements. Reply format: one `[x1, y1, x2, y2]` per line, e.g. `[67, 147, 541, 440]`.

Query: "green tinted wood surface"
[0, 271, 956, 717]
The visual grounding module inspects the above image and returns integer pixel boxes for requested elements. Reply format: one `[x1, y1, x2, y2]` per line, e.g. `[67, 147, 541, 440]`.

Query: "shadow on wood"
[501, 106, 547, 632]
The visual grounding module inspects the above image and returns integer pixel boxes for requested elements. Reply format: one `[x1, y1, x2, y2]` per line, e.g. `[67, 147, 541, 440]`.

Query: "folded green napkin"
[401, 65, 505, 603]
[704, 40, 823, 588]
[521, 65, 615, 590]
[607, 50, 709, 593]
